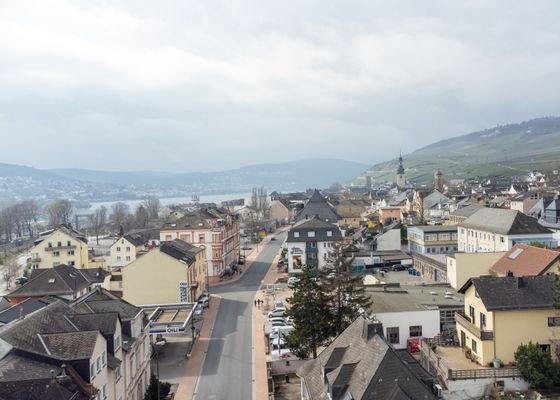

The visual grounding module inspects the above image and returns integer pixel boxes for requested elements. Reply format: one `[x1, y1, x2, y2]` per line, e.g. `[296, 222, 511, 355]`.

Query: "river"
[74, 192, 252, 215]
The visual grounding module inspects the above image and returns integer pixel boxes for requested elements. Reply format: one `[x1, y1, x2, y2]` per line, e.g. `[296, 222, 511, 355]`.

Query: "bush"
[143, 374, 171, 400]
[514, 342, 560, 389]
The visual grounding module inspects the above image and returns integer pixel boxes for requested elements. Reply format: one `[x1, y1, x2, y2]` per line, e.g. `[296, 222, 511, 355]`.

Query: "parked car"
[270, 321, 291, 328]
[270, 237, 276, 241]
[238, 256, 245, 265]
[268, 309, 286, 319]
[392, 264, 407, 271]
[287, 277, 300, 286]
[194, 303, 203, 316]
[268, 317, 289, 325]
[274, 300, 284, 309]
[14, 276, 28, 285]
[198, 295, 210, 308]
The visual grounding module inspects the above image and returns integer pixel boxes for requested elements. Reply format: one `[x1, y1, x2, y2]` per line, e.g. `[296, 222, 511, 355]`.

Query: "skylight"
[48, 278, 55, 284]
[508, 248, 524, 260]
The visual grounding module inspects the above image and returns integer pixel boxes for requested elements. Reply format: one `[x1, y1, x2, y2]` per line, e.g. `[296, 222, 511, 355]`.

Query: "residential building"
[29, 224, 89, 269]
[490, 243, 560, 277]
[447, 203, 484, 225]
[75, 287, 151, 400]
[160, 207, 240, 277]
[378, 206, 402, 224]
[0, 297, 135, 400]
[366, 284, 463, 347]
[121, 239, 205, 305]
[456, 274, 556, 366]
[509, 192, 539, 214]
[297, 316, 437, 400]
[334, 200, 368, 228]
[268, 199, 290, 224]
[286, 216, 342, 274]
[446, 252, 505, 290]
[5, 264, 106, 305]
[407, 225, 458, 255]
[109, 234, 146, 269]
[458, 207, 556, 252]
[295, 190, 340, 224]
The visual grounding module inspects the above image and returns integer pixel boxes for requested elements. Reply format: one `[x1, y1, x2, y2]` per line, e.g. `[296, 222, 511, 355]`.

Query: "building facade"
[407, 225, 458, 255]
[160, 208, 240, 277]
[30, 225, 89, 269]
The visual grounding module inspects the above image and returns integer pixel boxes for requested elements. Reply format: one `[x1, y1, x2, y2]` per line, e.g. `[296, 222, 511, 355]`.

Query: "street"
[194, 234, 284, 400]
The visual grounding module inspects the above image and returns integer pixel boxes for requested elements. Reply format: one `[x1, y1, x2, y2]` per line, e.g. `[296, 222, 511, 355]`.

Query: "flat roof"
[142, 303, 196, 335]
[365, 285, 464, 313]
[408, 225, 458, 233]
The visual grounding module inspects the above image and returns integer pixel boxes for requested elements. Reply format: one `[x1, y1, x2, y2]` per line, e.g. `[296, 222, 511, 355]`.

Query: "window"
[327, 231, 332, 237]
[102, 351, 106, 367]
[96, 356, 101, 372]
[68, 250, 74, 256]
[126, 256, 131, 261]
[180, 234, 187, 241]
[53, 251, 60, 257]
[469, 306, 476, 324]
[102, 384, 107, 400]
[500, 236, 505, 243]
[198, 234, 205, 243]
[548, 317, 560, 327]
[90, 362, 96, 379]
[294, 232, 299, 238]
[480, 312, 486, 328]
[48, 242, 52, 248]
[387, 327, 399, 344]
[115, 365, 121, 382]
[471, 339, 478, 353]
[67, 241, 72, 247]
[117, 256, 121, 261]
[68, 261, 75, 266]
[116, 247, 121, 252]
[308, 231, 315, 237]
[114, 335, 121, 351]
[58, 241, 62, 247]
[165, 235, 172, 241]
[126, 246, 131, 252]
[409, 325, 422, 337]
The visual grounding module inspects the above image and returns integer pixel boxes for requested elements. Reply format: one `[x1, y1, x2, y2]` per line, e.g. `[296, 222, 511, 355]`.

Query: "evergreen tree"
[514, 342, 560, 389]
[321, 242, 372, 335]
[286, 265, 333, 359]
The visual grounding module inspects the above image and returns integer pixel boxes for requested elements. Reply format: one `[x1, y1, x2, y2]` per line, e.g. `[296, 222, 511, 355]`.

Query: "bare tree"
[250, 186, 270, 219]
[2, 260, 18, 289]
[21, 200, 39, 237]
[46, 199, 73, 227]
[142, 196, 161, 220]
[110, 202, 131, 231]
[134, 205, 149, 229]
[89, 205, 108, 245]
[0, 207, 14, 242]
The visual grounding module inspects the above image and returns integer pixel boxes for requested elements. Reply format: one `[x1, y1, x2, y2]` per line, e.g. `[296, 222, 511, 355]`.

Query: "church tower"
[396, 152, 406, 188]
[434, 170, 444, 192]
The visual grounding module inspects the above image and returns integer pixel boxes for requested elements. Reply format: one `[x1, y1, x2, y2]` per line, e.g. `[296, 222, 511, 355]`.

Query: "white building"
[458, 207, 556, 252]
[109, 233, 146, 269]
[286, 216, 342, 274]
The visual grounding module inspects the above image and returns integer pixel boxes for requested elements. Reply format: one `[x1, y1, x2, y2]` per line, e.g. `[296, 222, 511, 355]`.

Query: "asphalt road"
[194, 234, 284, 400]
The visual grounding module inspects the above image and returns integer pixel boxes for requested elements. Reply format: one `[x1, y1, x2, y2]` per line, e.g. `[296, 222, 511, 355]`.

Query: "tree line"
[0, 196, 162, 244]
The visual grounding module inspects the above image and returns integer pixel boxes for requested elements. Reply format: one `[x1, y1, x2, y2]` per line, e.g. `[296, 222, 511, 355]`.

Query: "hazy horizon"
[2, 1, 560, 172]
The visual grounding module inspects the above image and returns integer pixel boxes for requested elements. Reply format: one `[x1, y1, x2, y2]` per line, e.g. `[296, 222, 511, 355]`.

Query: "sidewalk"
[175, 295, 220, 400]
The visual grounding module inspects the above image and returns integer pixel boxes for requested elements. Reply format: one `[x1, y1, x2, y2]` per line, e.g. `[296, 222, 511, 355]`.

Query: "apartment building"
[160, 208, 240, 277]
[407, 225, 458, 255]
[29, 224, 89, 269]
[458, 208, 556, 252]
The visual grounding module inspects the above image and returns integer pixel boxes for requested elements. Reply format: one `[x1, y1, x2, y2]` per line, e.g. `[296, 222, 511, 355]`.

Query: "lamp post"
[152, 340, 165, 400]
[200, 245, 210, 307]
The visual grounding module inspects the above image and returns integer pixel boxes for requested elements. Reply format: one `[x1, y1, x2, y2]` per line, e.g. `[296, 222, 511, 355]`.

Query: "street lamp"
[200, 245, 210, 308]
[151, 340, 166, 400]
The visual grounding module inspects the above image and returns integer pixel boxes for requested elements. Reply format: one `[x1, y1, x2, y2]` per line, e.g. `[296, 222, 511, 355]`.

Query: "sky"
[1, 0, 560, 172]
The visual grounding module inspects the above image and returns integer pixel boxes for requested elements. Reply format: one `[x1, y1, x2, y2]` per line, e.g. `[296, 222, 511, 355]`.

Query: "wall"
[269, 201, 289, 223]
[122, 249, 188, 305]
[458, 227, 556, 253]
[374, 309, 440, 350]
[90, 333, 109, 399]
[446, 377, 528, 399]
[376, 229, 401, 251]
[446, 252, 504, 289]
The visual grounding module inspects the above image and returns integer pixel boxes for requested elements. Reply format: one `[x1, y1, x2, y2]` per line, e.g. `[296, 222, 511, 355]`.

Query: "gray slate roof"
[459, 275, 555, 311]
[39, 331, 99, 360]
[160, 239, 201, 265]
[297, 316, 436, 400]
[296, 190, 340, 223]
[66, 312, 119, 336]
[0, 353, 63, 382]
[449, 203, 484, 218]
[0, 298, 56, 325]
[460, 207, 552, 235]
[7, 265, 91, 299]
[287, 216, 342, 243]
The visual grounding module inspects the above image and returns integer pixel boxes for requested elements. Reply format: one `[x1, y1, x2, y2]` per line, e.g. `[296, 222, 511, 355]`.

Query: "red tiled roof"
[491, 243, 560, 276]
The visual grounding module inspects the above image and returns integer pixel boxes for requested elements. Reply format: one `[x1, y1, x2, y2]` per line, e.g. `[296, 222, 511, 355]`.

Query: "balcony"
[306, 247, 318, 254]
[455, 311, 494, 341]
[30, 254, 41, 262]
[45, 245, 76, 252]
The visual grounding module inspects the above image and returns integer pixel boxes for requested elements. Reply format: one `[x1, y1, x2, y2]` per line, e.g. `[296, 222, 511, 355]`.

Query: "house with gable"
[295, 190, 340, 224]
[490, 243, 560, 277]
[298, 315, 437, 400]
[29, 224, 89, 269]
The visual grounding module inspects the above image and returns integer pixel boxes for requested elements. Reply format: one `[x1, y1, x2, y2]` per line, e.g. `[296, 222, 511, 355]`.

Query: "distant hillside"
[49, 158, 368, 190]
[361, 117, 560, 185]
[0, 163, 67, 181]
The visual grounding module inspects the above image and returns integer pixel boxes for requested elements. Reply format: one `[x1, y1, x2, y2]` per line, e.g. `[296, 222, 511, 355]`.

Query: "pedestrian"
[239, 268, 242, 274]
[254, 299, 257, 306]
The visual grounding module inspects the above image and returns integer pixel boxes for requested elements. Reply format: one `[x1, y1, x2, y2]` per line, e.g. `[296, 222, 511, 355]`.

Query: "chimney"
[506, 270, 514, 277]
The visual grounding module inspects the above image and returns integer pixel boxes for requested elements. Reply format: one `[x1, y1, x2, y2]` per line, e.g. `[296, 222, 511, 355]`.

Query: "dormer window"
[327, 231, 332, 237]
[294, 232, 299, 238]
[308, 231, 315, 238]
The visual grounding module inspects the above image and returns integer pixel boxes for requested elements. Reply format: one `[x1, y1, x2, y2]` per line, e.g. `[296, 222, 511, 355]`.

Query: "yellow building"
[335, 200, 368, 228]
[446, 251, 505, 289]
[29, 225, 89, 269]
[121, 239, 205, 305]
[457, 274, 556, 366]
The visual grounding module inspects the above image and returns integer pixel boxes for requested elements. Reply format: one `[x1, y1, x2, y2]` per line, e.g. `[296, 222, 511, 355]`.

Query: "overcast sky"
[1, 1, 559, 172]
